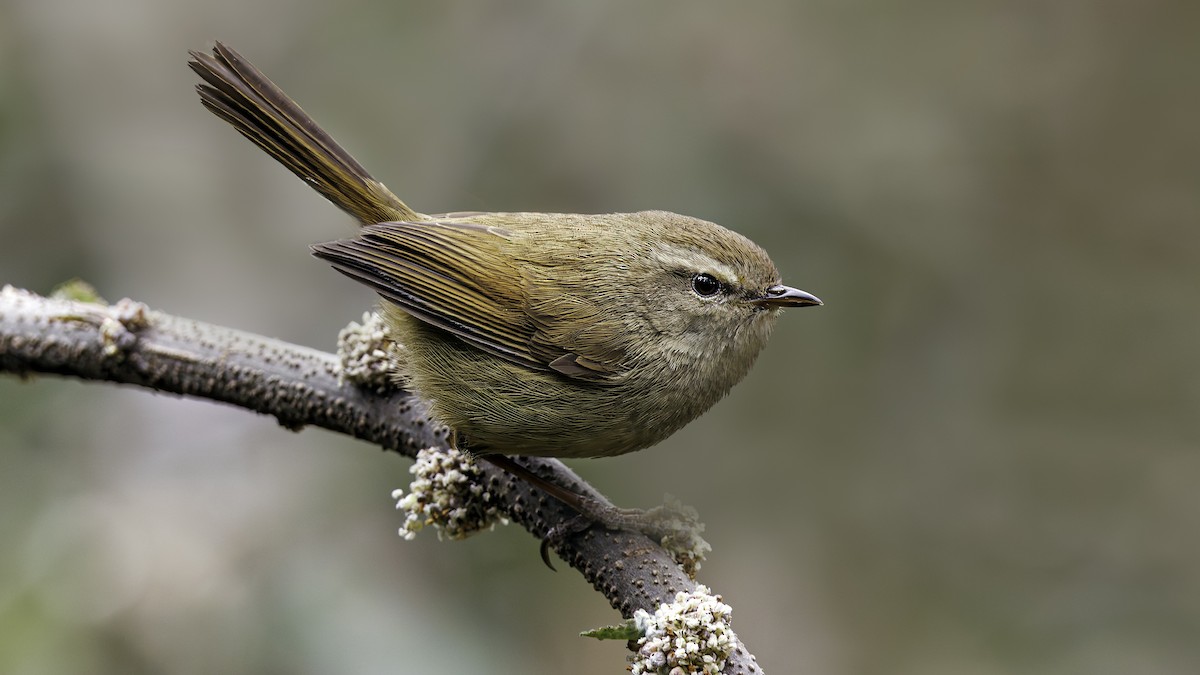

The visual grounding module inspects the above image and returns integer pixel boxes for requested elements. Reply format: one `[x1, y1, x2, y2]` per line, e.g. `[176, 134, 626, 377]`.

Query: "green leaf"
[580, 619, 642, 641]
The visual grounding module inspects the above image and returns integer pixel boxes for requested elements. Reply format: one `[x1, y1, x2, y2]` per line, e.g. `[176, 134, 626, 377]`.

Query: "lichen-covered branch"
[0, 285, 764, 674]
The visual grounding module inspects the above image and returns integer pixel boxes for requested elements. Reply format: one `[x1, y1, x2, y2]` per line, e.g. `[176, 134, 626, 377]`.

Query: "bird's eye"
[691, 273, 723, 297]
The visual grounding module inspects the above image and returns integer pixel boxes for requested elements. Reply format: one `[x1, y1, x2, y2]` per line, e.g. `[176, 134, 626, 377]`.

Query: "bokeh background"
[2, 1, 1198, 673]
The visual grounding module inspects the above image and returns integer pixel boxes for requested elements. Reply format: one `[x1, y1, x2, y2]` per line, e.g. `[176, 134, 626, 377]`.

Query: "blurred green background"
[2, 1, 1198, 673]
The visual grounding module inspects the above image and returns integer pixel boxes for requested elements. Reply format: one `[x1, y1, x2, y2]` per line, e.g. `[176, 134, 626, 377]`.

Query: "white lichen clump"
[337, 311, 405, 390]
[392, 446, 507, 540]
[630, 585, 736, 675]
[644, 496, 711, 579]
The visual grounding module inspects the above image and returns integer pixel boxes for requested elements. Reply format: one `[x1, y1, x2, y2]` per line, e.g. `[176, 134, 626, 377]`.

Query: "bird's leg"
[477, 454, 707, 573]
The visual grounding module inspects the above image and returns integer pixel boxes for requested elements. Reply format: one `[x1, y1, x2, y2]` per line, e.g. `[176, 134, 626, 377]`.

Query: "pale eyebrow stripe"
[650, 244, 738, 285]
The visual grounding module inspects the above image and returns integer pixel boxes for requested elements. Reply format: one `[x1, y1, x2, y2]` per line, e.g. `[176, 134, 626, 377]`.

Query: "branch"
[0, 285, 764, 673]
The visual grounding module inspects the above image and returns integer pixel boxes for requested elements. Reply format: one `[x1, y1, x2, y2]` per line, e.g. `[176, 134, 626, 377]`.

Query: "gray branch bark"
[0, 285, 764, 674]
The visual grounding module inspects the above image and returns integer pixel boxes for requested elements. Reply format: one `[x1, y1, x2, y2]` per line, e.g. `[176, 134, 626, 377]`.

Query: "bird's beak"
[751, 284, 823, 308]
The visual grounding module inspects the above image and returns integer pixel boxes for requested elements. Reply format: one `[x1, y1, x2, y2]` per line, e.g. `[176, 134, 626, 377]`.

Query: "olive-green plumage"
[190, 42, 820, 459]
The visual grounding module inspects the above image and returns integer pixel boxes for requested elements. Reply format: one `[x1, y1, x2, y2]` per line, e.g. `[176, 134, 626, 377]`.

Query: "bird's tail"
[189, 42, 419, 225]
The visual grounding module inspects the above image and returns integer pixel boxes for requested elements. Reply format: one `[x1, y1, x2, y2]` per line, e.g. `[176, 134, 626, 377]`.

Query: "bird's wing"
[311, 219, 622, 381]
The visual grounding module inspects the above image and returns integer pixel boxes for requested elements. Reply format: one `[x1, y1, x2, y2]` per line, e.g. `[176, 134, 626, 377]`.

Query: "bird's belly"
[428, 371, 665, 458]
[393, 316, 719, 459]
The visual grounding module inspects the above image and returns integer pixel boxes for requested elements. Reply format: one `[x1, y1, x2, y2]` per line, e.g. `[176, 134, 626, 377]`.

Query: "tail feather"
[189, 42, 419, 224]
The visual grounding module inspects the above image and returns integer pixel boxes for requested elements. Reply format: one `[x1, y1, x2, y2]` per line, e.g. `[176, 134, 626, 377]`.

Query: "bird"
[188, 41, 820, 472]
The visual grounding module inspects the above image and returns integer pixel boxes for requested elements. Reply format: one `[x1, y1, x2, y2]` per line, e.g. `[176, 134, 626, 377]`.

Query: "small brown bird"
[189, 43, 820, 462]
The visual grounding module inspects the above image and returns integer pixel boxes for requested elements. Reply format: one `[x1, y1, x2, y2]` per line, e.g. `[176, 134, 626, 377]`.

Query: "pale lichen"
[642, 495, 711, 579]
[393, 446, 508, 540]
[336, 311, 406, 390]
[629, 585, 736, 675]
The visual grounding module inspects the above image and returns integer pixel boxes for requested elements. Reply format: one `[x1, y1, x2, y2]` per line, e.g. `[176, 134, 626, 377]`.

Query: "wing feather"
[313, 220, 551, 373]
